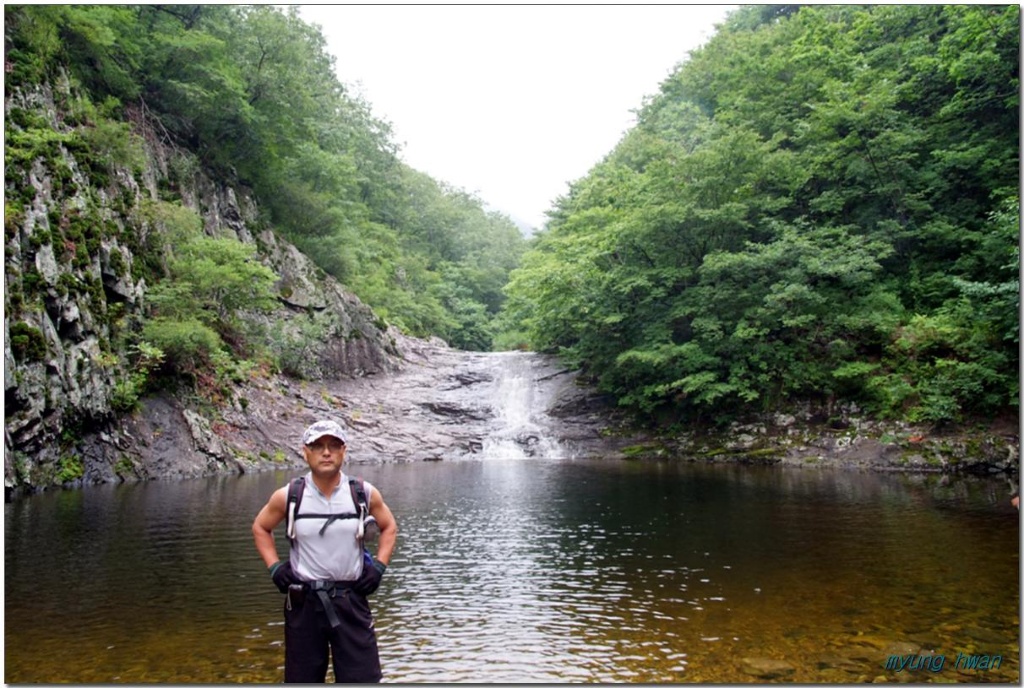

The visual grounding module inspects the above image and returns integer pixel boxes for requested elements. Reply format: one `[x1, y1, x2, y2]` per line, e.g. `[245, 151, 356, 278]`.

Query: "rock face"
[4, 73, 399, 491]
[666, 405, 1020, 476]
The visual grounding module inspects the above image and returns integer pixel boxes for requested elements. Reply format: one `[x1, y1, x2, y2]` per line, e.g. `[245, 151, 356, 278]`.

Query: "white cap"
[302, 419, 347, 446]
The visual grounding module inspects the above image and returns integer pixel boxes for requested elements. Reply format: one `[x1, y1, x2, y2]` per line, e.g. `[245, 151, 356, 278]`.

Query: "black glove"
[353, 558, 387, 596]
[269, 560, 299, 593]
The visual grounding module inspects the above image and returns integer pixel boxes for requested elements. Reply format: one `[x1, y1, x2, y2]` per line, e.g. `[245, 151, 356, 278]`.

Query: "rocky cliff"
[4, 71, 403, 493]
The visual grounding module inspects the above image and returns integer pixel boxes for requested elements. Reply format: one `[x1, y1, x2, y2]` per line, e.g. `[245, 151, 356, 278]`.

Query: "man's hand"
[354, 558, 387, 596]
[269, 560, 299, 593]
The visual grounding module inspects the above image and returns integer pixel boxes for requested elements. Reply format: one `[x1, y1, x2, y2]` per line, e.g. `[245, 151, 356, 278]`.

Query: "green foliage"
[501, 4, 1019, 425]
[110, 342, 166, 413]
[56, 454, 85, 484]
[140, 199, 203, 241]
[4, 6, 71, 85]
[75, 118, 147, 174]
[6, 4, 526, 354]
[948, 198, 1020, 346]
[5, 123, 73, 168]
[9, 322, 48, 363]
[867, 304, 1017, 425]
[113, 455, 136, 478]
[141, 215, 279, 390]
[266, 316, 332, 380]
[167, 235, 279, 322]
[142, 316, 222, 375]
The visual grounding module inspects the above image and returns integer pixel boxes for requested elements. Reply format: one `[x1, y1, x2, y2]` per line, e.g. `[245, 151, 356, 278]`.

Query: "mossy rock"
[622, 442, 667, 459]
[9, 322, 47, 362]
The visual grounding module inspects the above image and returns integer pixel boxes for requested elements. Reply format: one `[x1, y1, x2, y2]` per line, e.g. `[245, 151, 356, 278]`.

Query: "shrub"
[9, 322, 48, 362]
[56, 454, 84, 483]
[142, 317, 223, 377]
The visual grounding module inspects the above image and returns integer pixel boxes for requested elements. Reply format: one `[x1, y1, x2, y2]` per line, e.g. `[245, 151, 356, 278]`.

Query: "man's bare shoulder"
[265, 484, 290, 510]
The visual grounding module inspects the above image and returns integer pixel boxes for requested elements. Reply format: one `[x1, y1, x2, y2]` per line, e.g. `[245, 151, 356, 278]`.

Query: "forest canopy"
[498, 4, 1020, 427]
[5, 4, 526, 352]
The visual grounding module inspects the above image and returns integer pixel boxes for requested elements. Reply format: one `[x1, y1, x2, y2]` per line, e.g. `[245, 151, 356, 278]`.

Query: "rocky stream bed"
[26, 332, 1016, 497]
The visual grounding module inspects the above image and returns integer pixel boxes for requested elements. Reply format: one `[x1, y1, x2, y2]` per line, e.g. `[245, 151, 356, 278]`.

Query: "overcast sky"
[299, 5, 736, 232]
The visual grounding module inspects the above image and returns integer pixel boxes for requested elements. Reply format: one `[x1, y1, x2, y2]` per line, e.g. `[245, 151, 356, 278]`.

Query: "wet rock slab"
[327, 341, 614, 463]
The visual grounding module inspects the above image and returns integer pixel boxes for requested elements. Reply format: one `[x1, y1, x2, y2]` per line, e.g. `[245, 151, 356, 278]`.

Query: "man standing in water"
[253, 419, 398, 683]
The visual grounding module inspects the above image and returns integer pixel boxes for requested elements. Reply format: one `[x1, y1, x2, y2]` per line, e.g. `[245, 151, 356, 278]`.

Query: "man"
[253, 419, 398, 683]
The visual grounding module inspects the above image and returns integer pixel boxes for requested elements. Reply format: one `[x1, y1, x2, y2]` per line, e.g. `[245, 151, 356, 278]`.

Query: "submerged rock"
[740, 657, 796, 678]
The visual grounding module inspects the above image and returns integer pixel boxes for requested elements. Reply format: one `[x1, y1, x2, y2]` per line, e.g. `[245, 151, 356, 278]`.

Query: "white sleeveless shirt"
[290, 472, 375, 582]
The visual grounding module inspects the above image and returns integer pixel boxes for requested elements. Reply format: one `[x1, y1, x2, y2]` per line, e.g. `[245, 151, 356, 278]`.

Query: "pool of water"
[4, 460, 1019, 682]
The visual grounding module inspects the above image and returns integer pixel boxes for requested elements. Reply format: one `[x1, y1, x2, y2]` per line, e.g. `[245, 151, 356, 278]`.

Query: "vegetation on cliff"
[500, 5, 1019, 428]
[5, 5, 526, 357]
[4, 4, 525, 485]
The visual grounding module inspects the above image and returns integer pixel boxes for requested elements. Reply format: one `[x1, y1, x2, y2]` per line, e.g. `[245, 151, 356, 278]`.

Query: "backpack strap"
[286, 476, 368, 544]
[286, 477, 305, 544]
[349, 477, 369, 541]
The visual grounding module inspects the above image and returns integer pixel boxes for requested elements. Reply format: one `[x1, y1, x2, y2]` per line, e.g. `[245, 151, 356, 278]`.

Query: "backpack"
[285, 475, 370, 545]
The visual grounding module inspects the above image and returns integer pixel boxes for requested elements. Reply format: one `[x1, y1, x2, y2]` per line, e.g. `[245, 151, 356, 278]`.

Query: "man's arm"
[252, 486, 288, 568]
[369, 488, 397, 566]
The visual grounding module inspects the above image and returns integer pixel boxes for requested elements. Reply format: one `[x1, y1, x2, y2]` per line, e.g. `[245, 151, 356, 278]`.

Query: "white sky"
[299, 5, 736, 232]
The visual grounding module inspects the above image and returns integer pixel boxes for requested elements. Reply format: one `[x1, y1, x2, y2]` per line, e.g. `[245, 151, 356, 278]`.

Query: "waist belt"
[307, 580, 354, 630]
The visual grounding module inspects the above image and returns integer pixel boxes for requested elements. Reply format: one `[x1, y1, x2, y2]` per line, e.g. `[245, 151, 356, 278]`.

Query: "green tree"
[501, 4, 1019, 426]
[143, 226, 279, 383]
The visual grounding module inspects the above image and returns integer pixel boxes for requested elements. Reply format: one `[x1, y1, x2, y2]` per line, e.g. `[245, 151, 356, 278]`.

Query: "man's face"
[303, 435, 347, 477]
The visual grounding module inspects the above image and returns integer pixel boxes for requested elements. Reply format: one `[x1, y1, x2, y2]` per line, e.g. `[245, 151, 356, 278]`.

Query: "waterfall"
[482, 351, 564, 460]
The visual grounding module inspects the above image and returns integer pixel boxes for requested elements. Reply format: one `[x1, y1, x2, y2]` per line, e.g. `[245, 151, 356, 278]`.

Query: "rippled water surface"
[5, 461, 1020, 683]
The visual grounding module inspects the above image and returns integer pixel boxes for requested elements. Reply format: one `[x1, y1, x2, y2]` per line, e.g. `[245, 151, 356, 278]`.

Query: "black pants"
[284, 586, 382, 683]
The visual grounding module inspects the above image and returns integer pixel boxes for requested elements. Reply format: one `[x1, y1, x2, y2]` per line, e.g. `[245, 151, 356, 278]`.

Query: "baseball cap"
[303, 419, 347, 446]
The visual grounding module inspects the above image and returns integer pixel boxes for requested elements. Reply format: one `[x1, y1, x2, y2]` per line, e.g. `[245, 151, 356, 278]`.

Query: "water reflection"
[5, 462, 1019, 683]
[368, 461, 1019, 683]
